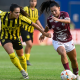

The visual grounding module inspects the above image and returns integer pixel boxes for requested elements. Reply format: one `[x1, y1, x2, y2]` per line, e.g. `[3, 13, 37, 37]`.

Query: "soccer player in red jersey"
[39, 0, 80, 79]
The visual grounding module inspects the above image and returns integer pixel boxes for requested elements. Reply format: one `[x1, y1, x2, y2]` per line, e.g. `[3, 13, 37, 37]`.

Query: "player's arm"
[44, 26, 49, 32]
[21, 15, 51, 38]
[39, 18, 51, 42]
[52, 12, 70, 24]
[52, 16, 70, 24]
[39, 26, 50, 42]
[31, 22, 51, 38]
[36, 20, 44, 30]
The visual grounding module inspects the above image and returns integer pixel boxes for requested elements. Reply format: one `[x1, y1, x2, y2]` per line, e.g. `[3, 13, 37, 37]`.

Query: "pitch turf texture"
[0, 45, 80, 80]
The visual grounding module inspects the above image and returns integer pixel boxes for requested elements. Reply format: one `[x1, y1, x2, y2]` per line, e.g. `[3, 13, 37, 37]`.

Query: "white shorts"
[52, 40, 75, 53]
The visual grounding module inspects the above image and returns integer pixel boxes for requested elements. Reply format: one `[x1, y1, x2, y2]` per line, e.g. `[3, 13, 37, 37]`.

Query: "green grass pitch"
[0, 45, 80, 80]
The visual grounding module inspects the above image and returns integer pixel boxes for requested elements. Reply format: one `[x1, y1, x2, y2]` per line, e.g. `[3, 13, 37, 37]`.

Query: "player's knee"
[58, 49, 66, 57]
[27, 43, 32, 48]
[61, 53, 67, 58]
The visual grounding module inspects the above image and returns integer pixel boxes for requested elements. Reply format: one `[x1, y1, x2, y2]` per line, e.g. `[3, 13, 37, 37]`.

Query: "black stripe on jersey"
[26, 25, 29, 31]
[7, 19, 10, 26]
[12, 19, 15, 27]
[3, 12, 8, 25]
[28, 7, 30, 17]
[30, 26, 32, 32]
[7, 13, 10, 26]
[21, 20, 31, 26]
[17, 18, 19, 26]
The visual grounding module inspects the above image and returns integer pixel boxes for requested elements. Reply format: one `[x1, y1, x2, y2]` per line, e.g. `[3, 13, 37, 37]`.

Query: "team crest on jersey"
[62, 23, 65, 26]
[52, 25, 55, 29]
[26, 35, 30, 39]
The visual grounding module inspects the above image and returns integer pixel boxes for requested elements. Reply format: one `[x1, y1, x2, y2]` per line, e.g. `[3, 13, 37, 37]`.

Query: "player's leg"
[21, 29, 33, 65]
[67, 49, 80, 80]
[1, 39, 24, 72]
[67, 49, 78, 75]
[16, 49, 27, 71]
[25, 40, 33, 65]
[65, 40, 80, 80]
[52, 40, 70, 70]
[13, 39, 29, 79]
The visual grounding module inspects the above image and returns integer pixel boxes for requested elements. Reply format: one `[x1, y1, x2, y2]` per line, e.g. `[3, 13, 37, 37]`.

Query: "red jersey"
[47, 11, 72, 42]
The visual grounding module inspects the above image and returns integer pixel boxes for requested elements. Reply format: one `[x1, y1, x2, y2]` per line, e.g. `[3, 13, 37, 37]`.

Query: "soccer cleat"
[76, 75, 80, 80]
[27, 60, 31, 66]
[20, 69, 29, 79]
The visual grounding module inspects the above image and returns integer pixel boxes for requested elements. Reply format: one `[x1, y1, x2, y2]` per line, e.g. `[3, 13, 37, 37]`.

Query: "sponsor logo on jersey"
[49, 19, 53, 22]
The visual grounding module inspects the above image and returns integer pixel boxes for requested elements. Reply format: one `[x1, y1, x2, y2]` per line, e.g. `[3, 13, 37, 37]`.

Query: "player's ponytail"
[20, 7, 30, 17]
[39, 0, 60, 15]
[10, 4, 29, 17]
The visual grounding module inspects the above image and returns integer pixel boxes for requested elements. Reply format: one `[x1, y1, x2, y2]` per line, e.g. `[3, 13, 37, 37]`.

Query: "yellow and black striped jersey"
[0, 10, 32, 40]
[23, 6, 38, 33]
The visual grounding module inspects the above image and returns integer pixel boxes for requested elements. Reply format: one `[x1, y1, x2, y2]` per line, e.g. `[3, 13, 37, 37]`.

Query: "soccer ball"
[61, 70, 73, 80]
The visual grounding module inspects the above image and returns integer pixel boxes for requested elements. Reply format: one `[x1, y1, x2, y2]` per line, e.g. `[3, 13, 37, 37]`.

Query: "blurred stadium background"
[0, 0, 80, 45]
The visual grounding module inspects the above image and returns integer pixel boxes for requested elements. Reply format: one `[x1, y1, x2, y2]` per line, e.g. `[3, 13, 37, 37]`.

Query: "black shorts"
[21, 28, 33, 42]
[1, 38, 23, 50]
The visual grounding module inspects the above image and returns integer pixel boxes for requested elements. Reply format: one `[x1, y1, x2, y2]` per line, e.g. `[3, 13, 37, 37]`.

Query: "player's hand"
[39, 35, 45, 42]
[51, 16, 59, 21]
[42, 32, 51, 38]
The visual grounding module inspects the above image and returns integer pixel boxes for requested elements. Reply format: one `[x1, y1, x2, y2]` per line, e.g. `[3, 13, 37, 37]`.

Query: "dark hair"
[10, 4, 29, 17]
[39, 0, 60, 15]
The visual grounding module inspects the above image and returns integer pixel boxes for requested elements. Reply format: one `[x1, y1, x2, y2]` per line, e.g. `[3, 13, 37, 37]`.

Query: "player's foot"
[27, 60, 31, 66]
[20, 69, 29, 79]
[76, 75, 80, 80]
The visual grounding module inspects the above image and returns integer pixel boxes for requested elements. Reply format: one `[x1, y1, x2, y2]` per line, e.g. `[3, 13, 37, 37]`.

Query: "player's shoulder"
[0, 10, 8, 16]
[35, 8, 38, 11]
[60, 11, 69, 15]
[0, 10, 3, 13]
[23, 6, 28, 10]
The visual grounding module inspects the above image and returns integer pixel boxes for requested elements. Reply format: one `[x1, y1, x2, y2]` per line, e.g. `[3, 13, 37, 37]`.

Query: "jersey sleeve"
[47, 19, 52, 29]
[63, 12, 70, 19]
[20, 15, 32, 25]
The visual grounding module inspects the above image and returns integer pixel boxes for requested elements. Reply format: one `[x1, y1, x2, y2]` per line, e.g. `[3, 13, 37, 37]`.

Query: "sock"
[9, 52, 23, 71]
[25, 53, 30, 60]
[18, 55, 27, 72]
[63, 63, 70, 70]
[73, 68, 79, 75]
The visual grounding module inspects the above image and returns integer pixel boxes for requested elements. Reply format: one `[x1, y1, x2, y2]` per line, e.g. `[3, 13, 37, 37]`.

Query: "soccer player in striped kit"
[39, 0, 80, 80]
[21, 0, 44, 65]
[0, 4, 51, 79]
